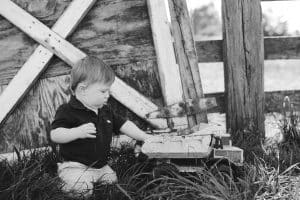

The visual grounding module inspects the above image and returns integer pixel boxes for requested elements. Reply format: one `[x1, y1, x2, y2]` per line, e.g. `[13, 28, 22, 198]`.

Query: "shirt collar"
[69, 95, 89, 110]
[69, 95, 108, 113]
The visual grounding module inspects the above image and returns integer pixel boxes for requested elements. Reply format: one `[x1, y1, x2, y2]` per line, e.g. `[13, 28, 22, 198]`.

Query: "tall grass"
[0, 147, 73, 200]
[1, 114, 300, 200]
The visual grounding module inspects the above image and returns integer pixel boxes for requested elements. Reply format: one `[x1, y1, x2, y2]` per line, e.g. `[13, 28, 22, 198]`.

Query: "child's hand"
[73, 123, 97, 139]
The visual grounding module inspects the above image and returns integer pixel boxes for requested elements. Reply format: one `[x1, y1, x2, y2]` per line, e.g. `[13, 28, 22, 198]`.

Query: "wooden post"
[147, 0, 188, 129]
[222, 0, 265, 139]
[168, 0, 208, 128]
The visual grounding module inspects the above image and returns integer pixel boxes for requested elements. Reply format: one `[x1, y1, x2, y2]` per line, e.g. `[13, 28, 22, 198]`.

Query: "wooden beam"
[0, 0, 167, 129]
[205, 90, 300, 114]
[195, 40, 223, 63]
[264, 36, 300, 60]
[146, 97, 217, 119]
[195, 36, 300, 63]
[0, 0, 96, 126]
[222, 0, 265, 137]
[168, 0, 208, 128]
[147, 0, 187, 129]
[1, 36, 300, 85]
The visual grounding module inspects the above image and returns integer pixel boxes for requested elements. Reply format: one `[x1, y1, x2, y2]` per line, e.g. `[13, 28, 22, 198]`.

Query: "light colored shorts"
[57, 161, 117, 197]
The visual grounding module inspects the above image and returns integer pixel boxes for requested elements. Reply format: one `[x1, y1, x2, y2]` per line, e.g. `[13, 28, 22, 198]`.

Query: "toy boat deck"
[141, 134, 212, 159]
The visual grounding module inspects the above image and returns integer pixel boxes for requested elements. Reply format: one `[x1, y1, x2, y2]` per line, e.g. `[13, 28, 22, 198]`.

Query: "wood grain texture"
[222, 0, 265, 137]
[0, 0, 166, 152]
[195, 36, 300, 63]
[0, 0, 97, 127]
[147, 0, 186, 129]
[0, 0, 157, 85]
[168, 0, 207, 128]
[0, 75, 71, 153]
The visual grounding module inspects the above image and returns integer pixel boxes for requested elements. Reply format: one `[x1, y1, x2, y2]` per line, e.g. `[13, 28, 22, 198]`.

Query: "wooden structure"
[223, 0, 265, 138]
[0, 0, 299, 153]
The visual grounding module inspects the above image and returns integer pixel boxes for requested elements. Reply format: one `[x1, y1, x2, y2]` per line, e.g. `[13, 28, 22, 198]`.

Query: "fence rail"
[195, 36, 300, 63]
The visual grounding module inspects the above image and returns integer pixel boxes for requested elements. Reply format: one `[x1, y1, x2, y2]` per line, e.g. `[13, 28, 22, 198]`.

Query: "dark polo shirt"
[51, 95, 127, 168]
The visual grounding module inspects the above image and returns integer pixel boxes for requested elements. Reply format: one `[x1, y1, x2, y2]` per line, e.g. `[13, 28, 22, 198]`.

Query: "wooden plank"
[168, 0, 208, 128]
[146, 0, 187, 128]
[195, 40, 223, 63]
[0, 76, 70, 153]
[0, 0, 157, 85]
[0, 0, 167, 129]
[146, 97, 217, 119]
[264, 36, 300, 60]
[222, 0, 265, 137]
[1, 34, 300, 85]
[205, 90, 300, 114]
[195, 36, 300, 63]
[146, 0, 183, 105]
[0, 0, 96, 127]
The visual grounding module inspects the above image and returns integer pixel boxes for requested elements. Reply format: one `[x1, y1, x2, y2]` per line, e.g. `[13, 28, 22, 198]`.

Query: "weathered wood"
[0, 0, 97, 127]
[147, 0, 188, 129]
[146, 0, 183, 106]
[264, 36, 300, 60]
[0, 75, 70, 153]
[3, 35, 300, 82]
[0, 0, 157, 85]
[195, 40, 223, 63]
[146, 97, 217, 119]
[222, 0, 265, 137]
[168, 0, 207, 128]
[205, 90, 300, 114]
[195, 37, 300, 63]
[0, 0, 167, 129]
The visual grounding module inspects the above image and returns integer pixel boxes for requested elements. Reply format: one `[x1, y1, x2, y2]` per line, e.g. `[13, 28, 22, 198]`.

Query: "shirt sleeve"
[51, 105, 73, 130]
[112, 109, 127, 135]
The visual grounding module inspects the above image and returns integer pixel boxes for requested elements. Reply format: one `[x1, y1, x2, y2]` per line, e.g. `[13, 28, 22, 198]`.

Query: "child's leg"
[57, 162, 117, 197]
[96, 164, 118, 184]
[57, 161, 96, 197]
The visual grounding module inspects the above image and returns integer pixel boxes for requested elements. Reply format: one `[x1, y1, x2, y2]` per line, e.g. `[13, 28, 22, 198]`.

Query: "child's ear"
[77, 83, 87, 94]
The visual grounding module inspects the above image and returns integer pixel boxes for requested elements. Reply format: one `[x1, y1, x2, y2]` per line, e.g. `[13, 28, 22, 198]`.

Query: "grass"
[1, 110, 300, 200]
[0, 144, 299, 200]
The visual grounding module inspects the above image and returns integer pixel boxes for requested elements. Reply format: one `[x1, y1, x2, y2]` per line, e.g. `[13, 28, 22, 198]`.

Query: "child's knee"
[98, 165, 118, 184]
[57, 162, 95, 197]
[99, 170, 117, 184]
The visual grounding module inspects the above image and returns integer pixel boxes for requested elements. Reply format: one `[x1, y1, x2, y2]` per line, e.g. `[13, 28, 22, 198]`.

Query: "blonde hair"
[71, 56, 115, 91]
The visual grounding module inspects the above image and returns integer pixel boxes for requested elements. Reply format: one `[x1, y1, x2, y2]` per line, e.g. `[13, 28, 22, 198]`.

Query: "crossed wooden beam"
[0, 0, 167, 129]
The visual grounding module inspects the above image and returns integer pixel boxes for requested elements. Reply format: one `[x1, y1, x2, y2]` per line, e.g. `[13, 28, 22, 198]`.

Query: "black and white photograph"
[0, 0, 300, 199]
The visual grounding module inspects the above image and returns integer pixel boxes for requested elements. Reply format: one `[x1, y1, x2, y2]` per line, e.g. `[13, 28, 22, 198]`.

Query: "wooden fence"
[0, 0, 299, 153]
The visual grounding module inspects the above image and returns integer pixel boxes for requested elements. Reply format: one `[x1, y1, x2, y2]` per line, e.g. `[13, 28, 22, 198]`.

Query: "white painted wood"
[147, 0, 187, 128]
[0, 0, 85, 66]
[147, 0, 183, 106]
[0, 0, 167, 129]
[0, 0, 96, 125]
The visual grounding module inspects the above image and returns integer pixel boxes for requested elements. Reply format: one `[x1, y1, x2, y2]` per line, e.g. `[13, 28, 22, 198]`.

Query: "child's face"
[81, 82, 111, 109]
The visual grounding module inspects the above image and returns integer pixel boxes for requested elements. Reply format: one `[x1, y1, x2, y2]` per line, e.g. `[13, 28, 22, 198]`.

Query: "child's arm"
[50, 123, 96, 144]
[119, 121, 153, 142]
